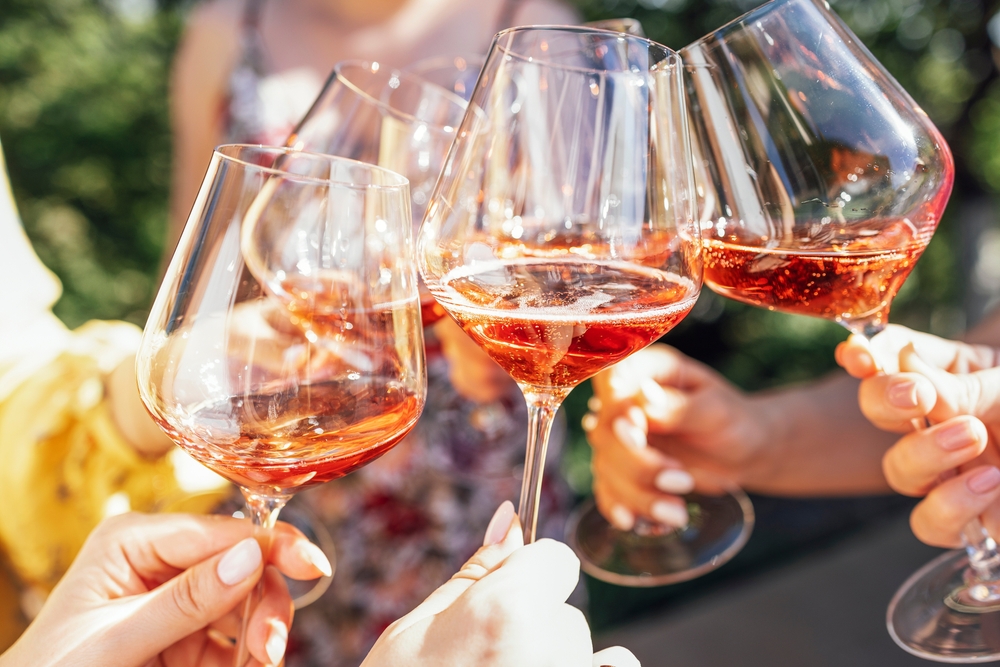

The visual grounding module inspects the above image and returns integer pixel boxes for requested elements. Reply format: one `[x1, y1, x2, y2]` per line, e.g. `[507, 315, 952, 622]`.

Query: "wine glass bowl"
[419, 26, 706, 551]
[681, 0, 970, 659]
[137, 145, 424, 664]
[287, 61, 470, 327]
[683, 0, 953, 338]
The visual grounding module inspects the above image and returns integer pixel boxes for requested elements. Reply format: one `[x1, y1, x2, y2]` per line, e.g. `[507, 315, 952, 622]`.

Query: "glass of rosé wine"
[418, 27, 717, 562]
[136, 145, 425, 667]
[680, 0, 980, 660]
[287, 61, 468, 327]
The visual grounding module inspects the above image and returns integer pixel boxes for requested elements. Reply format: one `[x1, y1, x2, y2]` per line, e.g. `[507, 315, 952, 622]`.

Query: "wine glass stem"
[233, 489, 290, 667]
[858, 323, 1000, 587]
[518, 390, 566, 543]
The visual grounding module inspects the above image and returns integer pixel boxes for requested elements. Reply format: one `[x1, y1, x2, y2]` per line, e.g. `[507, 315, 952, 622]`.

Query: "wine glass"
[287, 60, 469, 327]
[585, 17, 646, 36]
[681, 0, 970, 660]
[136, 145, 425, 666]
[406, 55, 486, 102]
[419, 27, 702, 548]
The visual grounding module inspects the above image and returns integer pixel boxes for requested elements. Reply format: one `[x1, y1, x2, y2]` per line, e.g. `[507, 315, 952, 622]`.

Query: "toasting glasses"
[419, 26, 702, 544]
[287, 61, 469, 326]
[137, 146, 425, 666]
[682, 0, 969, 660]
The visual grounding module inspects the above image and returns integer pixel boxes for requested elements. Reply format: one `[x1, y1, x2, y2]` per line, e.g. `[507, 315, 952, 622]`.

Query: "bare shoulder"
[513, 0, 581, 25]
[172, 0, 243, 92]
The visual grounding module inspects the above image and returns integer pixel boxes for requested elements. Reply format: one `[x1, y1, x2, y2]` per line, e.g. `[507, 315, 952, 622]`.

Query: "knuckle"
[170, 574, 211, 621]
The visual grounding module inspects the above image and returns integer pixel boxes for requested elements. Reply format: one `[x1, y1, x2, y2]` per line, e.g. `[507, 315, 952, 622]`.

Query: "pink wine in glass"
[703, 219, 928, 332]
[432, 259, 698, 389]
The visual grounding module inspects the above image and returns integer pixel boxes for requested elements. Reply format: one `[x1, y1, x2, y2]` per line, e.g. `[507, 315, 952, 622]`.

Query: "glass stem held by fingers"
[137, 146, 425, 667]
[418, 27, 705, 552]
[234, 492, 288, 667]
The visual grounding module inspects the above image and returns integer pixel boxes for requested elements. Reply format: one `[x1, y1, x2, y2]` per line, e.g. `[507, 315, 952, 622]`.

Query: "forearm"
[741, 372, 896, 496]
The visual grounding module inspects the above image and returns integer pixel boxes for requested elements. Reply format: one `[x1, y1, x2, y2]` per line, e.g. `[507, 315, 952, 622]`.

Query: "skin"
[584, 346, 897, 531]
[837, 319, 1000, 547]
[0, 506, 638, 667]
[585, 310, 1000, 539]
[0, 513, 329, 667]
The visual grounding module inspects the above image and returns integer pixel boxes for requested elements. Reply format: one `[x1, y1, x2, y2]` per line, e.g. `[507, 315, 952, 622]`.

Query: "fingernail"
[613, 417, 646, 449]
[581, 413, 598, 432]
[610, 504, 635, 531]
[640, 378, 671, 420]
[299, 541, 333, 578]
[206, 628, 234, 649]
[265, 618, 288, 666]
[888, 380, 919, 409]
[937, 421, 978, 451]
[484, 500, 516, 546]
[217, 538, 262, 585]
[651, 500, 689, 528]
[968, 468, 1000, 495]
[588, 396, 603, 413]
[655, 469, 695, 494]
[609, 374, 640, 401]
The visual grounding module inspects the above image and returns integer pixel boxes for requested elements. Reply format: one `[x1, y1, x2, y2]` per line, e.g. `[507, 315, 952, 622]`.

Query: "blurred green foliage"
[0, 0, 997, 492]
[0, 0, 181, 327]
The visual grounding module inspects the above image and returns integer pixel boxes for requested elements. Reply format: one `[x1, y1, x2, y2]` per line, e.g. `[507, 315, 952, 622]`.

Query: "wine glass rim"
[214, 144, 410, 191]
[493, 25, 678, 74]
[682, 0, 810, 52]
[331, 60, 468, 136]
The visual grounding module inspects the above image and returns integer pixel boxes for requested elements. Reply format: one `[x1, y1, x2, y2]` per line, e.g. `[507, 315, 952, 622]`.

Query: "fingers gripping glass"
[137, 145, 425, 666]
[681, 0, 986, 660]
[419, 27, 706, 564]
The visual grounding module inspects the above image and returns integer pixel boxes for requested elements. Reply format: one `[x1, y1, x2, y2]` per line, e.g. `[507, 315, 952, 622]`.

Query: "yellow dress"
[0, 141, 225, 650]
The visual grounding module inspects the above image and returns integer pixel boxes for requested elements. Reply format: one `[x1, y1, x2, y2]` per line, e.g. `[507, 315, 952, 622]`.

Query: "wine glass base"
[888, 549, 1000, 662]
[566, 484, 754, 587]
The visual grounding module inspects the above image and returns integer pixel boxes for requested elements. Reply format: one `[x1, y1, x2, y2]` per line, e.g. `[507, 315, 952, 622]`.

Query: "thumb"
[900, 344, 1000, 423]
[391, 501, 522, 632]
[127, 537, 264, 657]
[594, 646, 642, 667]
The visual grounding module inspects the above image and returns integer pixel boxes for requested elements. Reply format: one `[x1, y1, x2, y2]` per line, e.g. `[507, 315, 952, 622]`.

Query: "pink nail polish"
[937, 421, 976, 451]
[484, 500, 515, 546]
[887, 381, 918, 409]
[968, 468, 1000, 495]
[217, 538, 262, 585]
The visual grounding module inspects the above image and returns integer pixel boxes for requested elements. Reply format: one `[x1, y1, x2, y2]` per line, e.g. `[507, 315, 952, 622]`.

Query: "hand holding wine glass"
[419, 27, 714, 583]
[138, 145, 424, 665]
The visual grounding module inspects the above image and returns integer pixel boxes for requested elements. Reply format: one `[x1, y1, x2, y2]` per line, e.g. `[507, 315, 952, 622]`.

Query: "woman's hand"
[584, 344, 774, 531]
[363, 501, 639, 667]
[433, 316, 515, 404]
[838, 325, 1000, 547]
[0, 513, 330, 667]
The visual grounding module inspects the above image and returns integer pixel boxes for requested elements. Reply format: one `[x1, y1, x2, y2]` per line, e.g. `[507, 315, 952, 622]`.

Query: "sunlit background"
[2, 0, 999, 632]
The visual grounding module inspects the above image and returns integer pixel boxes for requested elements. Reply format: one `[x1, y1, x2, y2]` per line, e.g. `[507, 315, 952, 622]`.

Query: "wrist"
[736, 391, 792, 491]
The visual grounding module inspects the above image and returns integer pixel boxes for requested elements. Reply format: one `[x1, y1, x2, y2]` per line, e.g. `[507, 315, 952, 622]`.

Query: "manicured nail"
[265, 618, 288, 666]
[651, 500, 689, 528]
[613, 417, 646, 449]
[609, 505, 635, 531]
[968, 468, 1000, 495]
[299, 541, 333, 578]
[887, 380, 919, 409]
[588, 396, 603, 413]
[655, 469, 695, 495]
[484, 500, 516, 546]
[640, 378, 671, 421]
[206, 628, 234, 649]
[217, 538, 262, 585]
[937, 420, 978, 451]
[581, 413, 598, 432]
[609, 374, 640, 401]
